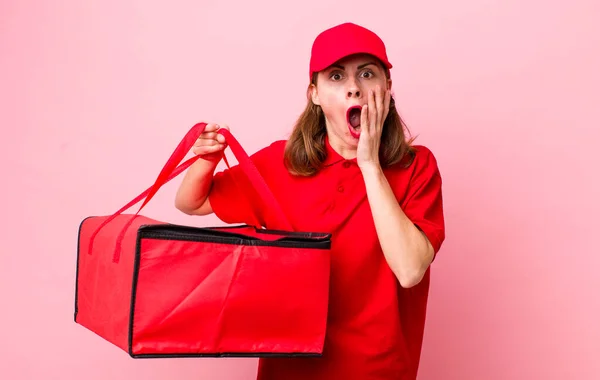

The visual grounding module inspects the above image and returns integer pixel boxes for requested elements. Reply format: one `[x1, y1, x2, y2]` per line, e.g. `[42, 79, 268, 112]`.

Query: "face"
[310, 53, 392, 151]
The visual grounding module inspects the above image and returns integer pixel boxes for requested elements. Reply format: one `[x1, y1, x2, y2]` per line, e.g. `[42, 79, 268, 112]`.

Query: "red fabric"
[76, 218, 331, 357]
[77, 215, 163, 352]
[75, 123, 331, 358]
[209, 138, 445, 379]
[309, 22, 393, 80]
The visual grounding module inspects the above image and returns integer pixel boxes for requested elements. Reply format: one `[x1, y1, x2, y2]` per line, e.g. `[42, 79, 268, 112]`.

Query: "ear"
[387, 78, 392, 91]
[308, 83, 320, 105]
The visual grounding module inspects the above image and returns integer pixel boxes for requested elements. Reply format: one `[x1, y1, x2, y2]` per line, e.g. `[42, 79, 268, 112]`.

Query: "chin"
[346, 132, 360, 145]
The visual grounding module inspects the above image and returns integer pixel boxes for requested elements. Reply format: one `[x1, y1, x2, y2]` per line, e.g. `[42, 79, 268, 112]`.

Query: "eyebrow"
[330, 62, 377, 71]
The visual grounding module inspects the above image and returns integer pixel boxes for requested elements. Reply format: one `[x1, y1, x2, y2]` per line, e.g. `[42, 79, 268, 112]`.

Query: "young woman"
[175, 22, 445, 380]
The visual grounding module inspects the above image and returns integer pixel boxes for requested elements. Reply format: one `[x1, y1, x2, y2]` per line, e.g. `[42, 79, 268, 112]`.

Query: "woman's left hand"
[357, 85, 391, 172]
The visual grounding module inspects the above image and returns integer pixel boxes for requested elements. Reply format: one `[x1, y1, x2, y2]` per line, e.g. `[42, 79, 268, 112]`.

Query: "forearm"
[174, 158, 219, 215]
[361, 165, 434, 288]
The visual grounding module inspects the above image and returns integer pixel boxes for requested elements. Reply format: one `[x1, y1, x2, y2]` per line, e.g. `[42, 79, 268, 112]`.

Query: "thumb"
[216, 124, 230, 144]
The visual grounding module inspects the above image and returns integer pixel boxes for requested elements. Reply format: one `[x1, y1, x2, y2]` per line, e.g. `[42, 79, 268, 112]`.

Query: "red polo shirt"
[208, 136, 445, 380]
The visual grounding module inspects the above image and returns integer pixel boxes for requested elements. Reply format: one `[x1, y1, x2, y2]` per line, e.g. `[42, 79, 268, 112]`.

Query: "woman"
[175, 22, 445, 380]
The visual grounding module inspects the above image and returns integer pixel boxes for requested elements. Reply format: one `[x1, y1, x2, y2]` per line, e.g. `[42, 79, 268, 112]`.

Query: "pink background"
[2, 0, 599, 379]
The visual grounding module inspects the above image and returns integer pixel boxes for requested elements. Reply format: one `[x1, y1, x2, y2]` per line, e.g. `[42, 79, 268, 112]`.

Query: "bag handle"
[86, 122, 293, 262]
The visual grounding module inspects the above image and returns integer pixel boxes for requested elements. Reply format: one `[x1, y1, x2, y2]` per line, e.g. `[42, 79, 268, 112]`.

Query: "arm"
[174, 158, 217, 216]
[362, 165, 435, 288]
[174, 127, 276, 227]
[174, 123, 228, 216]
[357, 88, 444, 288]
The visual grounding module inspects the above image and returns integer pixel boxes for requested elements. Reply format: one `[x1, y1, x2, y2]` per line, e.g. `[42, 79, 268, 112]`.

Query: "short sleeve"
[401, 146, 446, 257]
[208, 142, 280, 227]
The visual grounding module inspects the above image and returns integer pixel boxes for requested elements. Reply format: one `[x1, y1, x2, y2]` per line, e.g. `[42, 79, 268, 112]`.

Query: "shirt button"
[337, 186, 344, 193]
[342, 161, 351, 168]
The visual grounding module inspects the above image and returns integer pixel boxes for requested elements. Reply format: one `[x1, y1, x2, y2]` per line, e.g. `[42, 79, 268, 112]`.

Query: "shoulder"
[390, 144, 441, 177]
[248, 140, 287, 166]
[385, 144, 442, 195]
[252, 139, 287, 157]
[241, 140, 288, 178]
[409, 145, 440, 174]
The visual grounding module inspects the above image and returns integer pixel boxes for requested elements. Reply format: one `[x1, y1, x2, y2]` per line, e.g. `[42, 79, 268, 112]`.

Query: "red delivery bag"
[74, 122, 332, 358]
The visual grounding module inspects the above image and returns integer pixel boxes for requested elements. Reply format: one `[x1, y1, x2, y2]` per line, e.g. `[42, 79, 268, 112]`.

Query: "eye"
[361, 70, 375, 79]
[329, 71, 343, 81]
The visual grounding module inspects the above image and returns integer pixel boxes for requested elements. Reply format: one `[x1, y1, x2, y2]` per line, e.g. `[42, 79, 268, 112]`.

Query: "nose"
[347, 89, 361, 98]
[346, 78, 361, 99]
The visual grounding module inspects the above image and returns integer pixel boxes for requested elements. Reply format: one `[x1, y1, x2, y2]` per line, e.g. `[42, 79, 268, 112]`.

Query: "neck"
[326, 129, 357, 160]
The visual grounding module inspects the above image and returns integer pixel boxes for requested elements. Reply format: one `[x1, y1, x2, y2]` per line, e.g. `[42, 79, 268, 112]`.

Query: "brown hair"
[283, 68, 416, 177]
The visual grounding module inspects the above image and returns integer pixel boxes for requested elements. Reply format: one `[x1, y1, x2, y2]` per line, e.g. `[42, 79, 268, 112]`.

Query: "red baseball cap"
[309, 22, 393, 80]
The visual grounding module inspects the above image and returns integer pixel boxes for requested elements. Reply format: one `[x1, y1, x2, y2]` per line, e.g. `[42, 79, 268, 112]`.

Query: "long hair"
[283, 69, 416, 177]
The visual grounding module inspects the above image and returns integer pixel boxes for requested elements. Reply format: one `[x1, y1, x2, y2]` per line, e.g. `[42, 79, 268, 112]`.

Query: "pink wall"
[2, 0, 599, 379]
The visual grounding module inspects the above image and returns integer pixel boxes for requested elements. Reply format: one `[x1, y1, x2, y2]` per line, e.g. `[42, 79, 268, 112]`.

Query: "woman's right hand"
[175, 123, 229, 214]
[192, 123, 229, 161]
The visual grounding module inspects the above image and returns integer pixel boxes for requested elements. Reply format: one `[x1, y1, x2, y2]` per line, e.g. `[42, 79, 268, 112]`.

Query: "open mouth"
[346, 105, 362, 139]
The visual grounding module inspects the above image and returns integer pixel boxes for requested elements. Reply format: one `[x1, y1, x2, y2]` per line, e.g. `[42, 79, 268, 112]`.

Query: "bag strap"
[86, 122, 293, 262]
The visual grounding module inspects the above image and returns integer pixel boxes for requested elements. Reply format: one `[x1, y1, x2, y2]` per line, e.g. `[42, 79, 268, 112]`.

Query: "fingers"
[365, 86, 389, 135]
[216, 123, 228, 144]
[193, 122, 229, 156]
[199, 123, 229, 136]
[375, 86, 384, 128]
[368, 89, 376, 134]
[192, 143, 226, 156]
[202, 123, 219, 133]
[361, 103, 368, 131]
[383, 89, 391, 122]
[199, 132, 218, 139]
